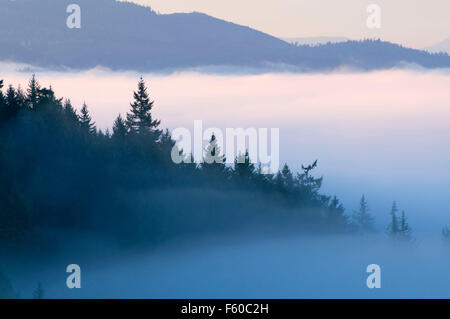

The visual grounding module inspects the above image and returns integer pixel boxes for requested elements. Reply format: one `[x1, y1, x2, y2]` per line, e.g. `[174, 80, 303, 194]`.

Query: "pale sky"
[123, 0, 450, 49]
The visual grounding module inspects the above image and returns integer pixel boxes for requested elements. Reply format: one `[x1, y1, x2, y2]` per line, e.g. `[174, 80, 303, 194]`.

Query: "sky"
[122, 0, 450, 49]
[3, 65, 450, 231]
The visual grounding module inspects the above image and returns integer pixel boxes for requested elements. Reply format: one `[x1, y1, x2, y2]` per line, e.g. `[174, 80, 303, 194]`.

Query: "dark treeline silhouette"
[0, 76, 354, 246]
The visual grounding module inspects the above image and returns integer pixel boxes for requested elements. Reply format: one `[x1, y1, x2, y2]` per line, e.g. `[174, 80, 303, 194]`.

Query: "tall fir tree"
[126, 77, 161, 139]
[26, 74, 41, 109]
[79, 102, 96, 134]
[353, 195, 375, 233]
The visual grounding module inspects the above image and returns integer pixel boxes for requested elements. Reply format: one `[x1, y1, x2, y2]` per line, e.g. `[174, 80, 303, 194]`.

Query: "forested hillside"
[0, 76, 354, 247]
[0, 0, 449, 71]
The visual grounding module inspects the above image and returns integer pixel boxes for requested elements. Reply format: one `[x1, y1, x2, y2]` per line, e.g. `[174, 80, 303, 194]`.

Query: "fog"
[3, 65, 449, 233]
[4, 234, 450, 298]
[2, 65, 450, 298]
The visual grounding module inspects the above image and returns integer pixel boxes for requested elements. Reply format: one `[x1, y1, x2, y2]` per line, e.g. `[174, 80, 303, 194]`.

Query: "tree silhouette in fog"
[353, 195, 375, 233]
[79, 103, 96, 134]
[126, 77, 161, 139]
[0, 75, 364, 245]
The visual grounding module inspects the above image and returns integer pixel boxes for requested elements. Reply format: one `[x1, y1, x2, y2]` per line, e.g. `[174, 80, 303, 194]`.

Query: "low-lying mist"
[1, 64, 450, 299]
[2, 64, 450, 232]
[3, 233, 450, 298]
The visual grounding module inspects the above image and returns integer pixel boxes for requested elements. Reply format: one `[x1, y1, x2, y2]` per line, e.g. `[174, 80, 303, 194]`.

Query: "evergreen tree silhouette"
[296, 160, 323, 204]
[327, 196, 348, 231]
[34, 86, 62, 113]
[442, 226, 450, 240]
[0, 270, 16, 299]
[126, 77, 161, 139]
[281, 164, 294, 190]
[79, 102, 96, 134]
[0, 77, 355, 245]
[112, 114, 128, 139]
[201, 133, 227, 178]
[399, 210, 411, 240]
[5, 85, 21, 118]
[33, 282, 45, 299]
[353, 195, 375, 233]
[63, 99, 79, 124]
[0, 80, 5, 121]
[234, 150, 255, 180]
[26, 74, 41, 109]
[388, 201, 400, 237]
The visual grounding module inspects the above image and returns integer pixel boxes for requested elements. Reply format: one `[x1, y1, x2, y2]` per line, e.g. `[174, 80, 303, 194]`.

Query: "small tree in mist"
[0, 269, 17, 299]
[201, 133, 228, 178]
[387, 201, 400, 237]
[399, 210, 412, 241]
[353, 195, 375, 233]
[442, 226, 450, 241]
[33, 282, 45, 299]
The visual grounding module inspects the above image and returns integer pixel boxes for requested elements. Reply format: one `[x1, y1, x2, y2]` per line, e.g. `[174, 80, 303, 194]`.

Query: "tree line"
[0, 75, 444, 246]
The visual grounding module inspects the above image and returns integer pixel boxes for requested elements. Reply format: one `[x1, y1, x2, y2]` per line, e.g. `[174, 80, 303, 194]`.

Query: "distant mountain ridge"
[0, 0, 449, 72]
[424, 39, 450, 55]
[282, 37, 350, 46]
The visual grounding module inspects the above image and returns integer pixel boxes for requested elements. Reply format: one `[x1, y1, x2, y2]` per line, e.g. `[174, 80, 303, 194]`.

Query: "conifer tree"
[281, 164, 294, 189]
[0, 80, 5, 120]
[298, 160, 322, 190]
[353, 195, 375, 232]
[388, 201, 400, 237]
[442, 226, 450, 240]
[159, 128, 177, 160]
[34, 87, 62, 113]
[5, 85, 21, 117]
[234, 150, 255, 180]
[112, 114, 128, 139]
[0, 270, 16, 299]
[33, 282, 45, 299]
[328, 196, 348, 230]
[126, 77, 161, 138]
[399, 210, 411, 240]
[63, 99, 79, 124]
[79, 102, 96, 134]
[0, 80, 4, 101]
[201, 134, 227, 176]
[26, 74, 41, 109]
